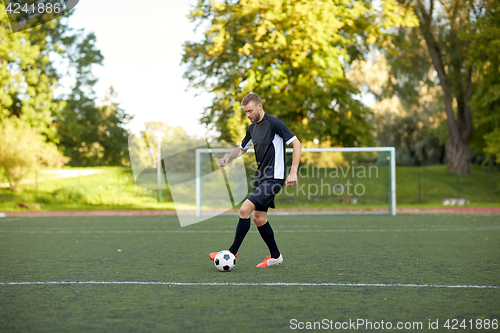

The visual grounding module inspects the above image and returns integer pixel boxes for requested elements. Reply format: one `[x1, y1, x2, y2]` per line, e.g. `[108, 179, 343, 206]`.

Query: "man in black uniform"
[209, 92, 302, 267]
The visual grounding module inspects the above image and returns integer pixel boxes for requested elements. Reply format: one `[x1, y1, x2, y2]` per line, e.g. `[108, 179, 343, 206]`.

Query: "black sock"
[228, 217, 251, 255]
[258, 221, 280, 259]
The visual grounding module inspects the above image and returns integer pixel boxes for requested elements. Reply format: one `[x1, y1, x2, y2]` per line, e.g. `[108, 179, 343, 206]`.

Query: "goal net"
[196, 147, 396, 216]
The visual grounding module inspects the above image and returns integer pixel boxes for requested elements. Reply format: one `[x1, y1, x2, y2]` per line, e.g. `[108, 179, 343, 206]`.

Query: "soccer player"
[209, 92, 302, 267]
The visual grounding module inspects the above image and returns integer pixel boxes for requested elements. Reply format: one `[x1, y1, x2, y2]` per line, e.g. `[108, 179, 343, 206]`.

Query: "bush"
[0, 117, 69, 191]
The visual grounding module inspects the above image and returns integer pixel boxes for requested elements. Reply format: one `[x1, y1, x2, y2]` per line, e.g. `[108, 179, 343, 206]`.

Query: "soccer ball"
[214, 250, 236, 272]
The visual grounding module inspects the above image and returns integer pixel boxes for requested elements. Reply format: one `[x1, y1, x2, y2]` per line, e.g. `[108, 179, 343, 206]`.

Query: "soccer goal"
[195, 147, 396, 216]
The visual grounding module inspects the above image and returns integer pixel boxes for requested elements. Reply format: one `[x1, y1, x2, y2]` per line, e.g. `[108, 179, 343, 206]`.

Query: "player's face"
[244, 102, 263, 123]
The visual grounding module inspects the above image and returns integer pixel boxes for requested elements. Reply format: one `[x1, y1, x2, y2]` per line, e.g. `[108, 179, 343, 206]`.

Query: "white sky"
[62, 0, 213, 137]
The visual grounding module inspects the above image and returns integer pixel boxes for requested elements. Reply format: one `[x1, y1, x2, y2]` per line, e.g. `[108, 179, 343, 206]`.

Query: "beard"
[250, 113, 262, 123]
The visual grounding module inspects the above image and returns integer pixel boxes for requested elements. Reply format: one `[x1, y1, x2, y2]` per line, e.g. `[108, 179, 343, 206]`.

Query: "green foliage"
[0, 4, 66, 142]
[374, 89, 448, 166]
[347, 52, 448, 166]
[57, 87, 133, 167]
[374, 113, 446, 166]
[144, 121, 201, 151]
[182, 0, 417, 145]
[412, 0, 475, 105]
[387, 0, 496, 174]
[469, 1, 500, 163]
[226, 100, 250, 143]
[53, 22, 132, 167]
[129, 121, 206, 174]
[0, 117, 68, 191]
[380, 27, 436, 111]
[0, 3, 131, 167]
[365, 0, 500, 170]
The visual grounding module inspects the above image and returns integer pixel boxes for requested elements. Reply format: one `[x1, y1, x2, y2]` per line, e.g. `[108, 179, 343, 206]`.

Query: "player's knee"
[253, 216, 266, 226]
[239, 200, 255, 218]
[239, 206, 252, 219]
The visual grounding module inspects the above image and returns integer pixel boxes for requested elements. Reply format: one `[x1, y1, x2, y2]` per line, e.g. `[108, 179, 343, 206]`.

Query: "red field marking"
[2, 206, 499, 217]
[3, 209, 177, 217]
[397, 207, 500, 214]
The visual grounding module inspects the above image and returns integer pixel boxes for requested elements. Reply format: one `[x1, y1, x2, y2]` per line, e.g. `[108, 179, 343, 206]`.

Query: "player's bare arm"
[286, 139, 302, 186]
[219, 147, 246, 168]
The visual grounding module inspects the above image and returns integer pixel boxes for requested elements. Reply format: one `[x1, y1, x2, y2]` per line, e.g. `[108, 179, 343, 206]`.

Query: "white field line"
[0, 224, 486, 229]
[0, 226, 499, 234]
[0, 281, 498, 289]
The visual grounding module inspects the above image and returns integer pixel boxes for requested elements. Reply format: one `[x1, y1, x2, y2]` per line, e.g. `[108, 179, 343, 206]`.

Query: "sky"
[62, 0, 212, 137]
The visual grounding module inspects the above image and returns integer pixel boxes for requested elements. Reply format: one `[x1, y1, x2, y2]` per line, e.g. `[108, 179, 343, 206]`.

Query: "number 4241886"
[444, 319, 498, 330]
[5, 2, 63, 14]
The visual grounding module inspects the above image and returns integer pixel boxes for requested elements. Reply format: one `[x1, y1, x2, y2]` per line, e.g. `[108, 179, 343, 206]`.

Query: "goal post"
[196, 147, 396, 216]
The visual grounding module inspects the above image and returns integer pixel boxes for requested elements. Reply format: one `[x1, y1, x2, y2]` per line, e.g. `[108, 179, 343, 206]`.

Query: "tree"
[144, 121, 205, 172]
[127, 121, 206, 190]
[468, 1, 500, 171]
[347, 52, 448, 165]
[182, 0, 418, 146]
[1, 4, 131, 167]
[0, 117, 68, 191]
[57, 87, 133, 166]
[0, 5, 75, 188]
[52, 24, 133, 167]
[371, 99, 448, 166]
[0, 4, 66, 141]
[411, 0, 485, 174]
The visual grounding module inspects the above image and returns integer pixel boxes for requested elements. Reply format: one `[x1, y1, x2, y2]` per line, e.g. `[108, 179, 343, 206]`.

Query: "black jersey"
[239, 113, 297, 181]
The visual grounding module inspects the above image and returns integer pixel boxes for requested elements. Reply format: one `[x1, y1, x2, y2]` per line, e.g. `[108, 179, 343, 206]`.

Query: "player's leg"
[209, 199, 255, 260]
[253, 180, 285, 267]
[227, 199, 255, 255]
[253, 210, 280, 260]
[209, 178, 264, 261]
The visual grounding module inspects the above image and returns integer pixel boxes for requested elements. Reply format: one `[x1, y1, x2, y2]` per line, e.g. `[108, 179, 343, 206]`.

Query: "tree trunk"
[415, 1, 472, 175]
[488, 154, 495, 174]
[445, 137, 471, 175]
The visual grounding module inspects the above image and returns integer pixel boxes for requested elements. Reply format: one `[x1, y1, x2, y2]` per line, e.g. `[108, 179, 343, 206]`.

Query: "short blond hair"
[241, 92, 262, 106]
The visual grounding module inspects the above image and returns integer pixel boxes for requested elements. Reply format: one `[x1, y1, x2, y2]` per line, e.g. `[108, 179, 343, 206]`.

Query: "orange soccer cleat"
[209, 251, 238, 261]
[256, 254, 283, 267]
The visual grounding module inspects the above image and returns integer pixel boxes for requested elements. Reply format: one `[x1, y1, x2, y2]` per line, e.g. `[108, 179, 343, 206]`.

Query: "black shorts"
[247, 178, 285, 212]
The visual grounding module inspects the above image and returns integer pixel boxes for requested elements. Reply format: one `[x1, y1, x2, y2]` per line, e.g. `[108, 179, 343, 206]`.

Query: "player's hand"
[286, 172, 297, 186]
[219, 155, 230, 168]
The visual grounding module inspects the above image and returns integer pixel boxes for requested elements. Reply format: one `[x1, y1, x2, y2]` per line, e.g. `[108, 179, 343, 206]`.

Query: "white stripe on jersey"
[239, 139, 253, 151]
[272, 134, 285, 179]
[286, 135, 297, 145]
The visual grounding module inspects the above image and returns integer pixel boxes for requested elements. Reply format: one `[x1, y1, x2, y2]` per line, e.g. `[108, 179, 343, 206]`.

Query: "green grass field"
[1, 214, 499, 332]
